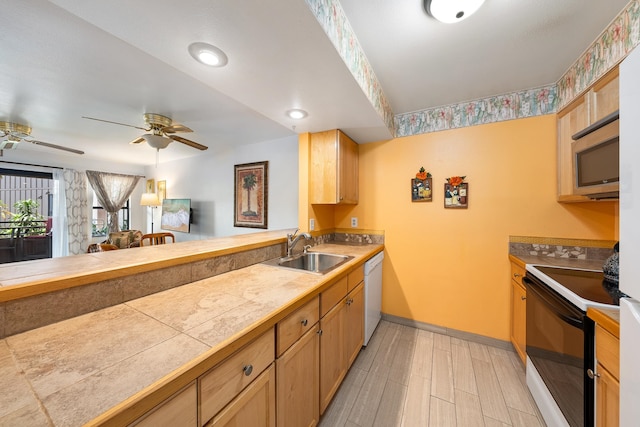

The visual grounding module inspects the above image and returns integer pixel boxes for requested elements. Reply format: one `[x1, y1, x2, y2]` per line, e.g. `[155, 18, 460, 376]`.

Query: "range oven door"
[524, 274, 594, 427]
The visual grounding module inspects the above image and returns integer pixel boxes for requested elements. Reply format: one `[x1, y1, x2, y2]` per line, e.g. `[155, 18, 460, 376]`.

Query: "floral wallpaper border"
[306, 0, 640, 138]
[305, 0, 395, 135]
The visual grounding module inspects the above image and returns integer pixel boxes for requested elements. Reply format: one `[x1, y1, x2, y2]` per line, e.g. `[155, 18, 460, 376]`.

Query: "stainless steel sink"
[263, 252, 353, 274]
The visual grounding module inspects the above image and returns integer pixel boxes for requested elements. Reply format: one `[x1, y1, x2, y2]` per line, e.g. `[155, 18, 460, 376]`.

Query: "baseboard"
[381, 312, 514, 351]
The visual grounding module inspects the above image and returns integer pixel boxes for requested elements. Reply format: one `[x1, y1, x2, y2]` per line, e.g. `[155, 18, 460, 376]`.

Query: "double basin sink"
[263, 252, 354, 275]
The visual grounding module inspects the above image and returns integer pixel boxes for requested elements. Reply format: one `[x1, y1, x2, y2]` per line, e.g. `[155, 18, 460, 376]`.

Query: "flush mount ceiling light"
[424, 0, 485, 23]
[141, 133, 171, 149]
[188, 42, 228, 67]
[286, 109, 308, 119]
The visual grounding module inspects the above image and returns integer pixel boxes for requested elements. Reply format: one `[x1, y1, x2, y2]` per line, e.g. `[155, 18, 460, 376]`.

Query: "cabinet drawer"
[510, 262, 525, 287]
[596, 324, 619, 380]
[200, 329, 275, 424]
[277, 296, 319, 357]
[321, 276, 348, 317]
[131, 382, 197, 427]
[348, 266, 364, 292]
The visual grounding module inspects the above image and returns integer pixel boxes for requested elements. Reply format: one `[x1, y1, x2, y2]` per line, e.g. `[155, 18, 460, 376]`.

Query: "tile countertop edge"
[0, 230, 293, 303]
[587, 307, 620, 338]
[85, 243, 384, 427]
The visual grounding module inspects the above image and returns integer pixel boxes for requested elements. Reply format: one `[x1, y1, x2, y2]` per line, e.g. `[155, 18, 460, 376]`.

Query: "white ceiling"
[0, 0, 630, 166]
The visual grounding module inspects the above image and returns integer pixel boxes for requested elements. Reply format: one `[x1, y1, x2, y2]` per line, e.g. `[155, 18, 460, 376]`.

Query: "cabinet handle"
[587, 368, 600, 379]
[243, 365, 253, 376]
[514, 273, 522, 278]
[301, 319, 308, 327]
[346, 298, 353, 306]
[317, 329, 323, 336]
[521, 296, 527, 300]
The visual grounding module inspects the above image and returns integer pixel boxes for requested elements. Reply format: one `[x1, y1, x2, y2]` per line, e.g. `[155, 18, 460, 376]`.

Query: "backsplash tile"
[509, 236, 616, 262]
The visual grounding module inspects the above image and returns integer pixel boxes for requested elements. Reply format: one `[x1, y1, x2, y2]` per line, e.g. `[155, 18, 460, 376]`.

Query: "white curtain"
[86, 170, 141, 233]
[57, 169, 89, 256]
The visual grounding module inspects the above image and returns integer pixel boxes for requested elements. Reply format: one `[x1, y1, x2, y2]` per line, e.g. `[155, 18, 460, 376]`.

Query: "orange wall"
[301, 115, 618, 341]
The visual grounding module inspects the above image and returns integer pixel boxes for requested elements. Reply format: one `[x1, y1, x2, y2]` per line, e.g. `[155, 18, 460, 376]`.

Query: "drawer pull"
[346, 298, 354, 306]
[243, 364, 253, 376]
[514, 273, 522, 278]
[587, 368, 600, 379]
[301, 319, 308, 327]
[521, 296, 527, 301]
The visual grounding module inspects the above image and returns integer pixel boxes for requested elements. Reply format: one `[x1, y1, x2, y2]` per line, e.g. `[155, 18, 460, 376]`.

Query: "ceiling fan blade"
[169, 135, 208, 151]
[129, 136, 145, 144]
[29, 139, 84, 155]
[162, 124, 193, 134]
[82, 116, 149, 131]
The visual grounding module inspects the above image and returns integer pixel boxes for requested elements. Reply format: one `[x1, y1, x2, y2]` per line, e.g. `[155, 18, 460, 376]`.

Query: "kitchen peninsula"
[0, 230, 383, 426]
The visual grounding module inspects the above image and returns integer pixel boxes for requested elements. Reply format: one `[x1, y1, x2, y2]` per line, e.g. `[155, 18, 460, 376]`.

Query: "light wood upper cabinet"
[310, 129, 359, 205]
[556, 66, 619, 202]
[509, 261, 526, 365]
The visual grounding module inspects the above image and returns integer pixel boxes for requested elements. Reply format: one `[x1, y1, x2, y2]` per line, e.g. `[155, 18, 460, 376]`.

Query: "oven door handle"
[523, 276, 584, 329]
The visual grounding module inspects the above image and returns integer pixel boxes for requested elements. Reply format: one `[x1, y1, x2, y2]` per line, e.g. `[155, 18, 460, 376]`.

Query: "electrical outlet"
[310, 218, 315, 231]
[351, 217, 358, 228]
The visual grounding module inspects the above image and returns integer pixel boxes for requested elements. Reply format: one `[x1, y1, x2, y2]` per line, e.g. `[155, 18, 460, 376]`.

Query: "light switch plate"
[310, 218, 315, 231]
[351, 217, 358, 228]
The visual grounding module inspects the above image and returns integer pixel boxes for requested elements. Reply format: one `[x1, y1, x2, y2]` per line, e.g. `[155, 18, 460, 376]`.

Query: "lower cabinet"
[200, 329, 275, 426]
[320, 280, 364, 414]
[131, 382, 197, 427]
[207, 364, 276, 427]
[595, 324, 620, 427]
[509, 261, 526, 364]
[129, 262, 369, 427]
[276, 324, 320, 427]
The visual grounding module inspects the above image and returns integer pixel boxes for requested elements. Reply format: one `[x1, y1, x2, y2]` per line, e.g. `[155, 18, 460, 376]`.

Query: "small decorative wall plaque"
[411, 167, 432, 202]
[444, 176, 468, 209]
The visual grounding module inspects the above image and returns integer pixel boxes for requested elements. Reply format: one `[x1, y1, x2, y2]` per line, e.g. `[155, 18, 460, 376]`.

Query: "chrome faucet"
[286, 229, 312, 258]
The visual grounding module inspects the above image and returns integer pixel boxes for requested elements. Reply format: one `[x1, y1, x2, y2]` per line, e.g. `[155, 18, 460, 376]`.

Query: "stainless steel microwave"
[572, 111, 619, 199]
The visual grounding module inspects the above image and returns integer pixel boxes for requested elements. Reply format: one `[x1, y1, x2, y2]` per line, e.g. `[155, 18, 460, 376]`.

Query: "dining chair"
[140, 232, 175, 246]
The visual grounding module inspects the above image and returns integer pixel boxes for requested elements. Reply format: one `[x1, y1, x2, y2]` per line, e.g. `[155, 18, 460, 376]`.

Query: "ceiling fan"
[82, 113, 208, 151]
[0, 121, 84, 155]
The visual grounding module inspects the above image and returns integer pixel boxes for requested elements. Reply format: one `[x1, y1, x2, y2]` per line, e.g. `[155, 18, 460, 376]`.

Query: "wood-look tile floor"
[319, 320, 546, 427]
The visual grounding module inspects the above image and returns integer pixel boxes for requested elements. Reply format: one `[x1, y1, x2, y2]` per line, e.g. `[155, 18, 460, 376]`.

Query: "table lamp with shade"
[140, 192, 161, 233]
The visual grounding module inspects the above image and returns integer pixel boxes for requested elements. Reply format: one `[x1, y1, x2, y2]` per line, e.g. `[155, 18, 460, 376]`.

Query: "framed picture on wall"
[146, 178, 155, 194]
[234, 161, 268, 228]
[157, 180, 166, 203]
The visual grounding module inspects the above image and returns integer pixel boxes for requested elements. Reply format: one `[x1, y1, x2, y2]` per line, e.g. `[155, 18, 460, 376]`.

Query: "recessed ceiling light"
[287, 109, 308, 119]
[188, 42, 228, 67]
[424, 0, 485, 23]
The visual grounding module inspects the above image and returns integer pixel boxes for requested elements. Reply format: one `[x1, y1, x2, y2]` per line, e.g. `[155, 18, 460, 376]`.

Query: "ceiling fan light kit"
[0, 121, 84, 154]
[83, 113, 208, 152]
[188, 42, 228, 67]
[425, 0, 486, 23]
[142, 133, 171, 149]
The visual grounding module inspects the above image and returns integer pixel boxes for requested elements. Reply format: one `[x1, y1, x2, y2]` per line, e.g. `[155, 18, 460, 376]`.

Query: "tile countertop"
[0, 242, 383, 427]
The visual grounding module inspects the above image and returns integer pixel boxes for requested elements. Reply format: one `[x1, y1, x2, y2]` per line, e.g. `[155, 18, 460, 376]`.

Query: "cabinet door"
[510, 280, 526, 364]
[345, 282, 364, 368]
[596, 363, 620, 427]
[132, 382, 197, 427]
[338, 131, 358, 204]
[208, 364, 276, 427]
[276, 324, 320, 427]
[319, 300, 346, 414]
[590, 68, 619, 124]
[557, 97, 588, 199]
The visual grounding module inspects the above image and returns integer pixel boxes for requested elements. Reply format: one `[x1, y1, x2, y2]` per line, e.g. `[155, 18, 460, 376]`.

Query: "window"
[91, 192, 130, 237]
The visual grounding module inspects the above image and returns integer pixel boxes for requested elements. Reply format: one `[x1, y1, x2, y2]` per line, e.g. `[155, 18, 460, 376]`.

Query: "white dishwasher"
[363, 251, 384, 345]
